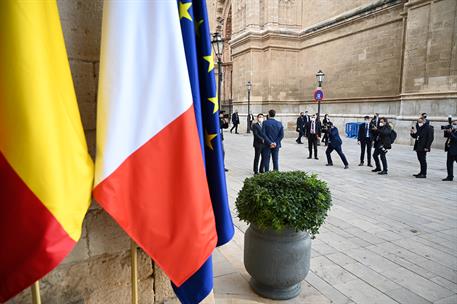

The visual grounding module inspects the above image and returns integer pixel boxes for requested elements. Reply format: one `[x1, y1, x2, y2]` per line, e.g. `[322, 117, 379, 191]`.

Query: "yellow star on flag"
[179, 1, 192, 21]
[195, 19, 204, 37]
[203, 49, 215, 73]
[205, 130, 217, 150]
[208, 95, 218, 113]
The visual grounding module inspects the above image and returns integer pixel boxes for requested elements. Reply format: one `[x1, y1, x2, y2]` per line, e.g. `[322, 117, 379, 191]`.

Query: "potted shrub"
[235, 171, 332, 300]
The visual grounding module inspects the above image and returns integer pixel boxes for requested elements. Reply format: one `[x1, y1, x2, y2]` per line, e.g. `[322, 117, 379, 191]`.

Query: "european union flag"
[173, 0, 235, 303]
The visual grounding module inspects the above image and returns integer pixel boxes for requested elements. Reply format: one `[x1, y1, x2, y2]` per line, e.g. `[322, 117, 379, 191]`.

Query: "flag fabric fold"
[0, 1, 94, 301]
[173, 1, 235, 303]
[93, 0, 218, 288]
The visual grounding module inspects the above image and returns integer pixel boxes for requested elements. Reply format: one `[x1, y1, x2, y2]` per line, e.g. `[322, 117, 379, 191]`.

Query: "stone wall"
[8, 1, 176, 303]
[221, 0, 457, 147]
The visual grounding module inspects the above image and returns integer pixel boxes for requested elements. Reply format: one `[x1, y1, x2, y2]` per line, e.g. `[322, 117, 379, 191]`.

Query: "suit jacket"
[446, 130, 457, 155]
[411, 124, 434, 152]
[252, 122, 265, 148]
[296, 116, 304, 132]
[305, 120, 322, 137]
[303, 115, 310, 125]
[371, 116, 380, 129]
[358, 122, 373, 141]
[262, 118, 284, 148]
[328, 127, 343, 148]
[232, 112, 240, 124]
[374, 125, 392, 149]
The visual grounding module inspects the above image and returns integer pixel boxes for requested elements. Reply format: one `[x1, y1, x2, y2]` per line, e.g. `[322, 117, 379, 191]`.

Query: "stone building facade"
[214, 0, 457, 146]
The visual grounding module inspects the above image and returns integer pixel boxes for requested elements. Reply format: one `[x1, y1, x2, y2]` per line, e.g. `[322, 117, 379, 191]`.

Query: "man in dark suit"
[261, 109, 284, 171]
[443, 119, 457, 181]
[371, 112, 380, 129]
[230, 110, 240, 134]
[325, 122, 349, 169]
[357, 115, 373, 167]
[305, 113, 321, 159]
[410, 117, 434, 178]
[372, 117, 393, 175]
[252, 113, 265, 174]
[296, 112, 305, 144]
[303, 110, 310, 137]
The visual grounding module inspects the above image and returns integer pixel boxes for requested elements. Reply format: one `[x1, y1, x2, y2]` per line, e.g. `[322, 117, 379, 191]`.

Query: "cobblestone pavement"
[213, 130, 457, 304]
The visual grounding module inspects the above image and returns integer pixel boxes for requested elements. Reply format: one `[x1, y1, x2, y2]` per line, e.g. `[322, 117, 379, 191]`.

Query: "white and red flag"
[93, 1, 217, 286]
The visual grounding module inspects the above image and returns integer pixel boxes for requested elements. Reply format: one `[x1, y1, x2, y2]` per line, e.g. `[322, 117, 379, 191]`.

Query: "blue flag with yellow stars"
[174, 0, 235, 303]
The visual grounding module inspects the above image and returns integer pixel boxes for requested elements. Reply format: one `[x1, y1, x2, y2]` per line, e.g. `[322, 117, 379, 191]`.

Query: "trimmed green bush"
[235, 171, 332, 236]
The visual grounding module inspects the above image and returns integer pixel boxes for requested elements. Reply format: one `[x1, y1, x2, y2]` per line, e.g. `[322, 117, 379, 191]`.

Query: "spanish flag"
[0, 1, 93, 301]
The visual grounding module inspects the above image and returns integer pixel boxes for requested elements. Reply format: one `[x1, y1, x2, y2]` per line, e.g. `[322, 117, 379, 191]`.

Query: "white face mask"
[452, 124, 457, 130]
[311, 117, 316, 121]
[418, 123, 424, 127]
[379, 122, 385, 127]
[365, 120, 369, 123]
[258, 118, 263, 123]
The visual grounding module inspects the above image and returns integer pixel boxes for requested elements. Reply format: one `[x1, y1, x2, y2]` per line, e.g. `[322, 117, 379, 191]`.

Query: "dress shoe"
[412, 173, 420, 177]
[378, 171, 388, 175]
[367, 164, 373, 167]
[307, 157, 312, 159]
[442, 177, 453, 181]
[372, 168, 381, 172]
[415, 174, 426, 178]
[358, 163, 364, 166]
[224, 168, 229, 172]
[344, 165, 349, 169]
[314, 157, 319, 160]
[298, 142, 303, 144]
[326, 163, 333, 166]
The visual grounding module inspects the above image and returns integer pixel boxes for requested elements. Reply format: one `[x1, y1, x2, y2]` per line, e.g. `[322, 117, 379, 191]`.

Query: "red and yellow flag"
[0, 1, 93, 301]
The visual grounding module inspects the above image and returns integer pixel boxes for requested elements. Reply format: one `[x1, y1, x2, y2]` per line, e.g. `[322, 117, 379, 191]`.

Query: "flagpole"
[31, 281, 41, 304]
[131, 239, 139, 304]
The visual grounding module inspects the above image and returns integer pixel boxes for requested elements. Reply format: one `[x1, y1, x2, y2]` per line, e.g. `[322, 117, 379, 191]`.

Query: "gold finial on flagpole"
[31, 281, 41, 304]
[131, 239, 139, 304]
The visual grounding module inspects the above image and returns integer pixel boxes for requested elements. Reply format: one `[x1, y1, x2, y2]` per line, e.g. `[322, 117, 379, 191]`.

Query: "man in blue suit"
[262, 109, 284, 171]
[325, 122, 349, 169]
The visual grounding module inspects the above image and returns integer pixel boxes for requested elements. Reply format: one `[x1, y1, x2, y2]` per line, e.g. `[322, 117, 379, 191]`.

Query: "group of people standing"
[296, 111, 349, 169]
[243, 109, 456, 181]
[252, 110, 284, 173]
[356, 113, 396, 175]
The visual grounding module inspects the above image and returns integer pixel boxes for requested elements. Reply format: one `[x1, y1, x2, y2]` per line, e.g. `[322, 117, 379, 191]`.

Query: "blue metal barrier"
[345, 122, 362, 138]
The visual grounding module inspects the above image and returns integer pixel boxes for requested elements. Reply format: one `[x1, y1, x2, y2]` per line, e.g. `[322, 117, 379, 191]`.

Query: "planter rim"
[250, 224, 310, 239]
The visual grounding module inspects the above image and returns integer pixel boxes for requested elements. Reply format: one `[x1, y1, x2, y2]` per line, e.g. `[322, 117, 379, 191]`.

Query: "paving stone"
[434, 294, 457, 304]
[213, 133, 457, 304]
[386, 287, 432, 304]
[342, 262, 399, 293]
[333, 280, 399, 304]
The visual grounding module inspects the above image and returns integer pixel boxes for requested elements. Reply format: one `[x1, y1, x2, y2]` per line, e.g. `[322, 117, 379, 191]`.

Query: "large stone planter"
[244, 225, 311, 300]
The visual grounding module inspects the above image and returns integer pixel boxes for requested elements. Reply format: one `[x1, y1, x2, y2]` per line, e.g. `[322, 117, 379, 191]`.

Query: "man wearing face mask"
[305, 113, 321, 160]
[443, 119, 457, 181]
[303, 111, 310, 137]
[372, 117, 392, 175]
[357, 115, 373, 167]
[252, 113, 265, 175]
[410, 117, 434, 178]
